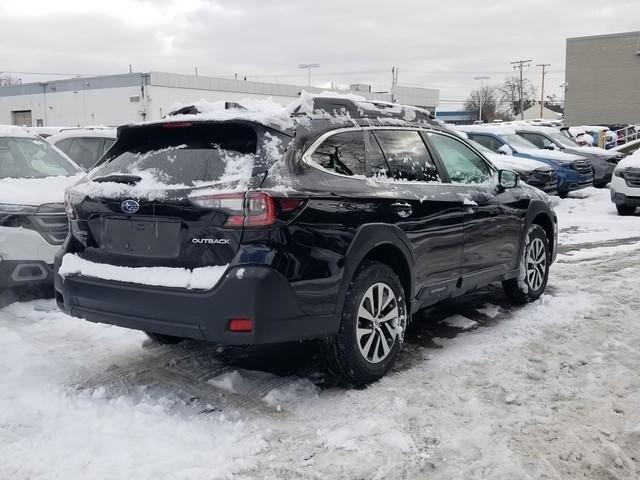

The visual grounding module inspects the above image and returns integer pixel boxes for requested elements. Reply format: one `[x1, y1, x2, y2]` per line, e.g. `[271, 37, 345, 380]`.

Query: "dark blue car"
[457, 126, 593, 197]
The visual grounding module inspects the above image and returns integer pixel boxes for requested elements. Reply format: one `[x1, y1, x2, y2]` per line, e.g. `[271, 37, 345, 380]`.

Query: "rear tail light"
[190, 192, 284, 227]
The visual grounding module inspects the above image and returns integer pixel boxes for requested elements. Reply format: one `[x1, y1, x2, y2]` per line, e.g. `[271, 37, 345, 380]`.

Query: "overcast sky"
[1, 0, 639, 108]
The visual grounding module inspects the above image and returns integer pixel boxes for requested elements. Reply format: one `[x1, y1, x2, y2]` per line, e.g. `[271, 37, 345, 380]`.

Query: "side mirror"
[497, 144, 513, 156]
[498, 169, 519, 189]
[544, 144, 558, 150]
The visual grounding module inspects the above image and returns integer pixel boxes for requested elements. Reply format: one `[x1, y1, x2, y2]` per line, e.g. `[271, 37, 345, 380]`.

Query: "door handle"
[391, 202, 413, 218]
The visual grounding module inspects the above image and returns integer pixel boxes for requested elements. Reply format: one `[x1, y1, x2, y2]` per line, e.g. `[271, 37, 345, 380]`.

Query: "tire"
[144, 332, 186, 345]
[322, 261, 408, 386]
[503, 224, 551, 304]
[594, 182, 607, 189]
[558, 191, 569, 199]
[616, 204, 636, 216]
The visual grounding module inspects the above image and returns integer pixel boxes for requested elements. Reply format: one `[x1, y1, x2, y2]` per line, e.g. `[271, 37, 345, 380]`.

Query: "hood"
[616, 151, 640, 170]
[0, 174, 84, 206]
[485, 153, 551, 173]
[517, 147, 584, 163]
[570, 145, 619, 158]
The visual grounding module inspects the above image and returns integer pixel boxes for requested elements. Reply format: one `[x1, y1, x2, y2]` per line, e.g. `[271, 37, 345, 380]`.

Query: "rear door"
[425, 131, 526, 285]
[365, 128, 465, 303]
[72, 122, 272, 269]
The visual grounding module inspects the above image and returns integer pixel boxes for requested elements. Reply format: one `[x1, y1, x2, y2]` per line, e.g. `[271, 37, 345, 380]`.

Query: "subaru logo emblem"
[121, 199, 140, 214]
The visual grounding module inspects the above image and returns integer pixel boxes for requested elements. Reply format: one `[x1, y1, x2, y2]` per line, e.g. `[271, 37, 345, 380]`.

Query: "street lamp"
[299, 63, 320, 86]
[473, 76, 490, 124]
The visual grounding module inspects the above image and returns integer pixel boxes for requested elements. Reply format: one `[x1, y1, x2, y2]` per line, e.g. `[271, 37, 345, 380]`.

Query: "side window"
[520, 133, 547, 149]
[68, 137, 106, 170]
[309, 131, 365, 177]
[469, 134, 502, 152]
[103, 138, 115, 154]
[428, 133, 492, 184]
[373, 130, 440, 182]
[363, 131, 390, 178]
[54, 138, 73, 154]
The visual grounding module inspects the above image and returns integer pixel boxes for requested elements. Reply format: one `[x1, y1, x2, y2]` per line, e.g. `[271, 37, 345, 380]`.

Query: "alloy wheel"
[356, 282, 404, 364]
[526, 237, 547, 291]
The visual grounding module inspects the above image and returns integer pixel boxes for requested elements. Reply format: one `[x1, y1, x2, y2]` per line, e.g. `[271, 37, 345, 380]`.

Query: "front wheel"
[616, 204, 636, 216]
[503, 224, 550, 304]
[322, 261, 407, 386]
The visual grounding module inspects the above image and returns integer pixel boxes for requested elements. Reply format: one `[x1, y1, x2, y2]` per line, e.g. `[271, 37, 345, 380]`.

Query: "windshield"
[501, 133, 538, 150]
[0, 136, 80, 179]
[92, 123, 261, 187]
[548, 132, 578, 148]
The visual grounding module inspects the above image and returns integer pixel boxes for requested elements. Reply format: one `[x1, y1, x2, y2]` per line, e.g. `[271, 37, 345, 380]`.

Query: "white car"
[610, 151, 640, 215]
[47, 127, 116, 171]
[0, 126, 83, 288]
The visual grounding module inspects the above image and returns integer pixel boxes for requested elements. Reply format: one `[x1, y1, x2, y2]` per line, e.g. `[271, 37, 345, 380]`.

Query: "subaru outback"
[55, 96, 557, 385]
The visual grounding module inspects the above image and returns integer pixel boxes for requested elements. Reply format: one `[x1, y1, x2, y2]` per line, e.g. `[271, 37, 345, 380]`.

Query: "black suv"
[55, 97, 558, 385]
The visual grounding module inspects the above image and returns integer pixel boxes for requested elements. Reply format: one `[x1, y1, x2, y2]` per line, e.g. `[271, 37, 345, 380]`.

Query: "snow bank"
[0, 174, 83, 205]
[59, 253, 228, 290]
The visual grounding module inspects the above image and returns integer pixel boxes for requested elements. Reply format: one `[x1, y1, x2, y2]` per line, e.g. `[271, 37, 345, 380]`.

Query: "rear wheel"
[322, 261, 407, 386]
[616, 204, 636, 216]
[144, 332, 186, 345]
[503, 224, 550, 304]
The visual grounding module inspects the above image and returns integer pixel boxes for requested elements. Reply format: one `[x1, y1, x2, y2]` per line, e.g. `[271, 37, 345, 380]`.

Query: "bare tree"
[500, 76, 537, 117]
[464, 85, 499, 123]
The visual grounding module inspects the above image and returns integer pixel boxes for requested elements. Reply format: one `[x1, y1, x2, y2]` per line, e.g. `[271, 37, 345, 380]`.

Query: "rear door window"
[428, 133, 492, 184]
[373, 130, 440, 182]
[309, 131, 366, 177]
[468, 134, 503, 152]
[68, 137, 105, 170]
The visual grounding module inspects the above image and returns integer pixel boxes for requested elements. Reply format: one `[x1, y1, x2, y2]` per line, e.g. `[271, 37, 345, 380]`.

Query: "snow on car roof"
[143, 91, 435, 133]
[47, 128, 117, 144]
[0, 125, 34, 138]
[453, 125, 517, 135]
[510, 125, 560, 134]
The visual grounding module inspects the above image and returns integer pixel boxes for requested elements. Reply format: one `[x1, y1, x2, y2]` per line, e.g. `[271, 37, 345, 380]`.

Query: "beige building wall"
[565, 31, 640, 126]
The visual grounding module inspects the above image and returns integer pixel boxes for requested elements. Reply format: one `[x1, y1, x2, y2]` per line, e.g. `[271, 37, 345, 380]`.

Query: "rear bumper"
[54, 259, 339, 345]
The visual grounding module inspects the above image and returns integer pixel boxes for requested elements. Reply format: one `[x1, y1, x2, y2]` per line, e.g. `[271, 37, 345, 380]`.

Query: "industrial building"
[565, 31, 640, 126]
[0, 72, 439, 127]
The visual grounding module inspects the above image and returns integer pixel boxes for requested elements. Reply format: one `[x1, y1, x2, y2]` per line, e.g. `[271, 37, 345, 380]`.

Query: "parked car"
[610, 151, 640, 216]
[47, 127, 116, 171]
[456, 125, 593, 197]
[454, 132, 558, 195]
[613, 138, 640, 157]
[0, 126, 83, 289]
[513, 125, 623, 187]
[55, 96, 557, 385]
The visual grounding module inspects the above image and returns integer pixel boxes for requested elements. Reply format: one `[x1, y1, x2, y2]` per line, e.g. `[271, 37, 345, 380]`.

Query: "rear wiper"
[91, 174, 142, 185]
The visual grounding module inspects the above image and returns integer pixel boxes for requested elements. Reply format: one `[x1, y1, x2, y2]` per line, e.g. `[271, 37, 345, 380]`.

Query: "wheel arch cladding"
[338, 224, 415, 316]
[531, 212, 555, 257]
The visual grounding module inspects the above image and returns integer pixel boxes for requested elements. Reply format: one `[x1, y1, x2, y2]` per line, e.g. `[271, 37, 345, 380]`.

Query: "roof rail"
[294, 96, 435, 124]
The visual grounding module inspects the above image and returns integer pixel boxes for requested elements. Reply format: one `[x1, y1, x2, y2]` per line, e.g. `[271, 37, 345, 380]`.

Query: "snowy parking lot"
[1, 187, 639, 479]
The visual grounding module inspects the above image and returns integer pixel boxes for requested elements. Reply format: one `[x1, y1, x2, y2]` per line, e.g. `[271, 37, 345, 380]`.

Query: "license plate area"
[94, 216, 182, 258]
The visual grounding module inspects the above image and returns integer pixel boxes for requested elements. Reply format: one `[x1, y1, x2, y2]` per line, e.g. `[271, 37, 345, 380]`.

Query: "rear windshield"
[91, 123, 261, 187]
[0, 136, 80, 179]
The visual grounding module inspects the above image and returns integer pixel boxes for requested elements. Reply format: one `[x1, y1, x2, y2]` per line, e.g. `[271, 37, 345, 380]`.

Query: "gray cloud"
[1, 0, 638, 105]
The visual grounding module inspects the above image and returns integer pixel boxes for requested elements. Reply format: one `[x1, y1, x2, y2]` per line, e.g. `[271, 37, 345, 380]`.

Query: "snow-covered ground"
[1, 187, 639, 479]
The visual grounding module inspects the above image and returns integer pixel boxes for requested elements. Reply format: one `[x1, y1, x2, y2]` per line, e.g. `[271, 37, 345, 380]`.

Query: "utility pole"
[299, 63, 320, 86]
[537, 63, 551, 118]
[511, 59, 532, 119]
[473, 76, 490, 123]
